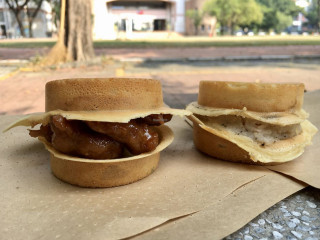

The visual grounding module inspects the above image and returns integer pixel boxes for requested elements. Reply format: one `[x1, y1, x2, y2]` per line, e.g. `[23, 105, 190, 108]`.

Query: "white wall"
[173, 0, 185, 33]
[92, 0, 186, 39]
[92, 0, 117, 40]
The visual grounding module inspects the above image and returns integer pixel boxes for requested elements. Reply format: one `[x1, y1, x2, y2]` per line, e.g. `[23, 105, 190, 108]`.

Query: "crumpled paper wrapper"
[1, 91, 319, 240]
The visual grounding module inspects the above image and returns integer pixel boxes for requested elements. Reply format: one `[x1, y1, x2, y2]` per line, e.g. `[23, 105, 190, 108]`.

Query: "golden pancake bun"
[198, 81, 305, 112]
[46, 78, 163, 112]
[50, 152, 161, 187]
[193, 122, 252, 163]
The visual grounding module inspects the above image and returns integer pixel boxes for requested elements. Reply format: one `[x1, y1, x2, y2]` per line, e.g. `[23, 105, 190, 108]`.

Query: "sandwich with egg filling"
[187, 81, 317, 165]
[5, 78, 190, 187]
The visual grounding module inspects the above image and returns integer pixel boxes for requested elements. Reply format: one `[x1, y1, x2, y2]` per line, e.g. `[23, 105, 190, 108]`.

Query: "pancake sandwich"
[5, 78, 190, 187]
[187, 81, 317, 165]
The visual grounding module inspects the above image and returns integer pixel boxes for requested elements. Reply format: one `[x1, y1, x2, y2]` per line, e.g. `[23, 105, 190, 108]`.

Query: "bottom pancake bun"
[38, 124, 173, 187]
[190, 115, 317, 165]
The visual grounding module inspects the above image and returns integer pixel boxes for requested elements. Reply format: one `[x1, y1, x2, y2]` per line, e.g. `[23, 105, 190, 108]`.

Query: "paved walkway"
[97, 45, 320, 61]
[1, 59, 320, 115]
[1, 45, 320, 61]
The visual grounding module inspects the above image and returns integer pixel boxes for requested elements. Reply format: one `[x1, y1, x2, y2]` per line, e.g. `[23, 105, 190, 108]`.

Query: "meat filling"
[86, 120, 159, 155]
[30, 115, 123, 159]
[29, 114, 172, 159]
[138, 114, 172, 126]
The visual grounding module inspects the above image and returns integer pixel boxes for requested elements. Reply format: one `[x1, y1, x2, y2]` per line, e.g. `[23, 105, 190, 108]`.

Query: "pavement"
[1, 45, 320, 239]
[1, 45, 320, 62]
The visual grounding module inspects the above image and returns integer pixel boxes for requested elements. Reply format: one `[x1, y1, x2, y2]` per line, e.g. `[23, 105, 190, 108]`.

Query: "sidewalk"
[1, 45, 320, 62]
[1, 59, 320, 115]
[98, 45, 320, 62]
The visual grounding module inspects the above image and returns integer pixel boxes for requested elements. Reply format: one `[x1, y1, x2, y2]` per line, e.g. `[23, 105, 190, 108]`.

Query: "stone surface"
[226, 187, 320, 239]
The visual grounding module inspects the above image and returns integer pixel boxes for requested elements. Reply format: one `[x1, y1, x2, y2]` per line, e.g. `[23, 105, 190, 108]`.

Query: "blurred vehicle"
[235, 30, 244, 36]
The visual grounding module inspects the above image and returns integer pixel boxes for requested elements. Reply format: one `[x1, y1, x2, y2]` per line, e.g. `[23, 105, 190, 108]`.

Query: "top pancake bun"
[198, 81, 305, 112]
[46, 78, 163, 112]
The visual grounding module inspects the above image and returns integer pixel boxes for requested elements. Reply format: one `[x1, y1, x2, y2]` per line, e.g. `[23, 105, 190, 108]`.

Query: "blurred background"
[0, 0, 320, 113]
[0, 0, 319, 39]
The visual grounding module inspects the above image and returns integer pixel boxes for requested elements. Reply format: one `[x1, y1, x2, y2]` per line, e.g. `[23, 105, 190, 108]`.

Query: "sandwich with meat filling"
[187, 81, 317, 165]
[6, 78, 190, 187]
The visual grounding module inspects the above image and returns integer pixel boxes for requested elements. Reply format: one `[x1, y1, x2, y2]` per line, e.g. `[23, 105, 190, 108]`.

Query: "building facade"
[0, 0, 53, 38]
[184, 0, 215, 36]
[92, 0, 186, 39]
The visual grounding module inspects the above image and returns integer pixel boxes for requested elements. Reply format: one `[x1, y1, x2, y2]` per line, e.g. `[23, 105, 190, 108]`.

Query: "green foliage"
[0, 37, 320, 49]
[275, 11, 293, 32]
[186, 8, 204, 35]
[50, 0, 61, 29]
[306, 0, 320, 31]
[203, 0, 262, 34]
[256, 0, 302, 32]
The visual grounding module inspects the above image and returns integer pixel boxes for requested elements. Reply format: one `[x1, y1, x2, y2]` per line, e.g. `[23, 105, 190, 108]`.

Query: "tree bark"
[66, 0, 94, 61]
[15, 12, 26, 37]
[26, 0, 44, 38]
[41, 0, 94, 65]
[5, 0, 31, 37]
[317, 0, 320, 32]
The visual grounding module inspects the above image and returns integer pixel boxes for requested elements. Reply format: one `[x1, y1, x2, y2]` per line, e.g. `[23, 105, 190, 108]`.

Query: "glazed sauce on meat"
[29, 114, 172, 159]
[30, 116, 123, 159]
[86, 120, 159, 155]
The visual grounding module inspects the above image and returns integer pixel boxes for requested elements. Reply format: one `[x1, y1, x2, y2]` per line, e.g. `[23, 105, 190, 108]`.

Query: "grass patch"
[0, 36, 319, 48]
[0, 41, 56, 48]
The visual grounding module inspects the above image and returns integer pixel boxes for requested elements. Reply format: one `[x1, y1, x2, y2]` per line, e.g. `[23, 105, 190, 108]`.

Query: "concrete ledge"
[119, 54, 320, 63]
[0, 59, 29, 66]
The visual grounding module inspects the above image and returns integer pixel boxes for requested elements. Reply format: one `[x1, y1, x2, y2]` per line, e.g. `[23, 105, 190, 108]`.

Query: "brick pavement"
[1, 45, 320, 61]
[1, 60, 320, 115]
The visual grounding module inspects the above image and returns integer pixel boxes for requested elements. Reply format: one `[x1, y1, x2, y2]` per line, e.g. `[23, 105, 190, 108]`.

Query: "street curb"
[0, 68, 20, 82]
[1, 54, 320, 66]
[119, 54, 320, 63]
[0, 59, 29, 65]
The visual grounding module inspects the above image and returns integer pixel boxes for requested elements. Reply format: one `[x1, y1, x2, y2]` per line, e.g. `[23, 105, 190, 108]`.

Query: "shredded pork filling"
[197, 115, 302, 146]
[29, 114, 172, 159]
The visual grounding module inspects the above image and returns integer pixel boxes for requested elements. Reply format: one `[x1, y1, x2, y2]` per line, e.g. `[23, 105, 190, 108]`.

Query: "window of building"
[0, 11, 4, 22]
[153, 19, 166, 31]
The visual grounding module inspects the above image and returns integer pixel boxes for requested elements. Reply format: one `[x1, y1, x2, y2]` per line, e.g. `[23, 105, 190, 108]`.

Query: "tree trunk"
[26, 0, 44, 38]
[15, 13, 26, 37]
[318, 0, 320, 32]
[220, 24, 225, 35]
[5, 0, 31, 38]
[41, 0, 94, 65]
[194, 24, 198, 35]
[28, 21, 33, 38]
[66, 0, 94, 61]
